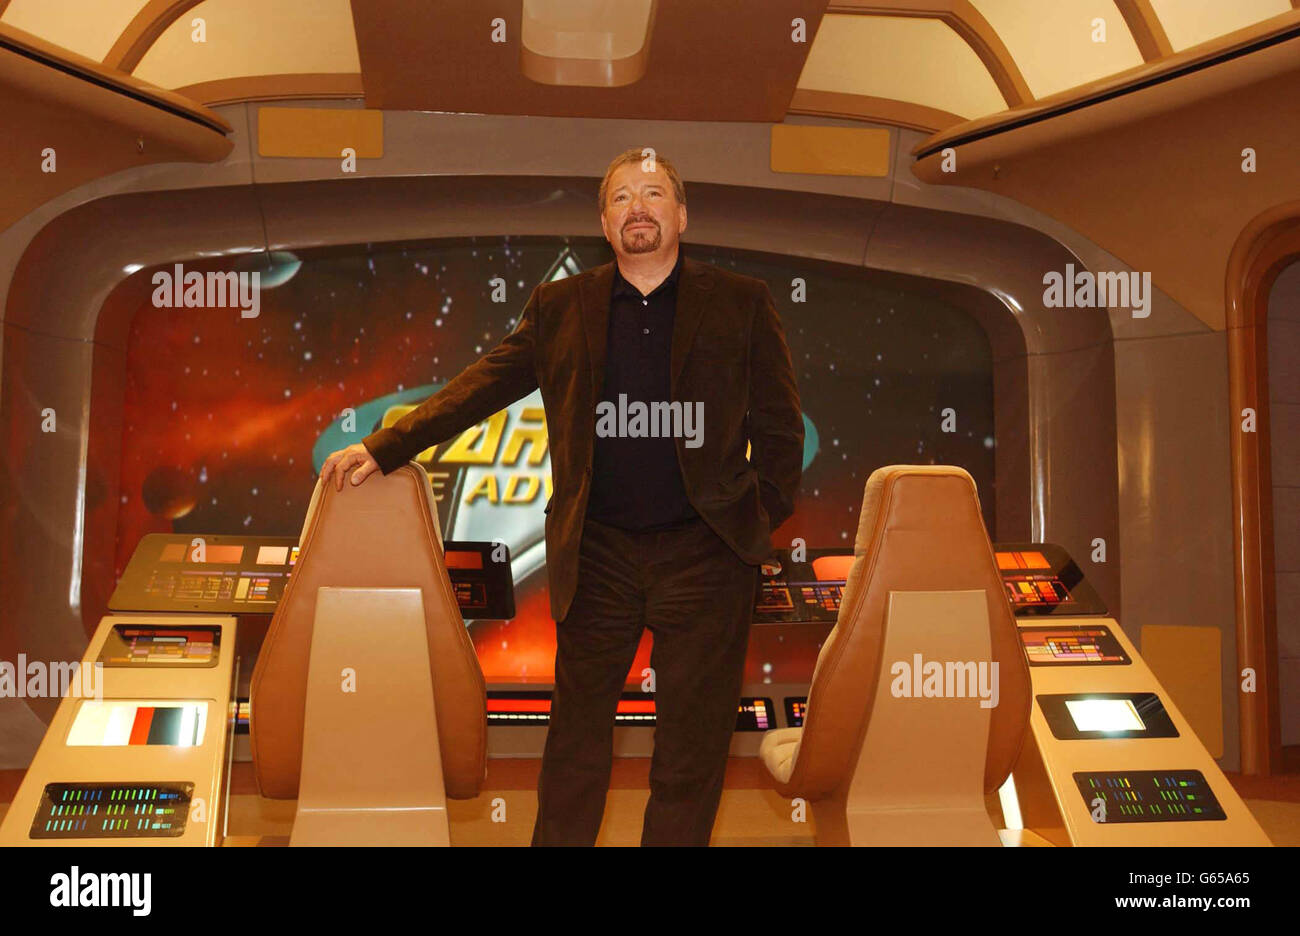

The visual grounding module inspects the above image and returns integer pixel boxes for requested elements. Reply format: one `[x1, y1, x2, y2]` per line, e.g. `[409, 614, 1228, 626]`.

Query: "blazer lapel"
[670, 257, 714, 397]
[579, 261, 617, 403]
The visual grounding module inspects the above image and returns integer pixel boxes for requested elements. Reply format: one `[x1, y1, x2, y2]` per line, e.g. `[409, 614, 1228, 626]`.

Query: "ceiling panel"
[1, 0, 1292, 141]
[1149, 0, 1291, 52]
[2, 0, 148, 63]
[970, 0, 1143, 99]
[798, 14, 1005, 120]
[133, 0, 361, 89]
[350, 0, 828, 121]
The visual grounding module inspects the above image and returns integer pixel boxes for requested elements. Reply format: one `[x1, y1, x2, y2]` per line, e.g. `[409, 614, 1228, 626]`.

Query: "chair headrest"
[856, 464, 982, 556]
[297, 467, 445, 550]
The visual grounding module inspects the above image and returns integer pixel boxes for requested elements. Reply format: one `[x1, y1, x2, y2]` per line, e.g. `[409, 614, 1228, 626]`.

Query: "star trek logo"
[312, 388, 556, 588]
[380, 396, 552, 509]
[315, 389, 818, 595]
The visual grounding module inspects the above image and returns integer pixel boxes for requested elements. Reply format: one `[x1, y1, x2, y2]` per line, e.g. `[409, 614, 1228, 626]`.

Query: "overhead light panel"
[521, 0, 656, 87]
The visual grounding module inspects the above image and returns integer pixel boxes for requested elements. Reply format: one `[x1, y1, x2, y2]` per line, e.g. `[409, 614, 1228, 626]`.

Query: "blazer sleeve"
[748, 281, 804, 530]
[362, 285, 541, 475]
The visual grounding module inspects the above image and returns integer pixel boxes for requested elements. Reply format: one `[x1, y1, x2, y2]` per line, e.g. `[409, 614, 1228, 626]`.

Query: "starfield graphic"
[107, 236, 995, 684]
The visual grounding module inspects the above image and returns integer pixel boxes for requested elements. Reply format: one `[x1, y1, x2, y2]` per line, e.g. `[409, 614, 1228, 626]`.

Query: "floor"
[220, 757, 814, 846]
[4, 755, 1298, 846]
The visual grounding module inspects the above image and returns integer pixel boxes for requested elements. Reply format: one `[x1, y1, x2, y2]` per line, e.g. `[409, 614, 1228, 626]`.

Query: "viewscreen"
[102, 237, 996, 686]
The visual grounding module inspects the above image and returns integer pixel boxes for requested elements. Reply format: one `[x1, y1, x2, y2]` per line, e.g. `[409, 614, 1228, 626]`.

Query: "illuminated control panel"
[615, 696, 657, 725]
[0, 614, 236, 847]
[1001, 543, 1270, 844]
[797, 584, 843, 613]
[110, 535, 298, 613]
[784, 697, 809, 727]
[1019, 624, 1129, 666]
[755, 550, 854, 624]
[110, 533, 514, 619]
[737, 698, 775, 732]
[442, 543, 516, 620]
[485, 691, 555, 725]
[1074, 771, 1225, 823]
[29, 783, 193, 839]
[484, 691, 776, 731]
[98, 624, 220, 668]
[992, 543, 1107, 617]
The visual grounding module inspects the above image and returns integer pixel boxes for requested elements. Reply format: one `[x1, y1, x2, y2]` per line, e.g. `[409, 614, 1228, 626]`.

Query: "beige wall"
[1268, 260, 1300, 746]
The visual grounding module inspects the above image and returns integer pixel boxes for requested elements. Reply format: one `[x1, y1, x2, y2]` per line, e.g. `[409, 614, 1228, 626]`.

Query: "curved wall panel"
[0, 117, 1123, 765]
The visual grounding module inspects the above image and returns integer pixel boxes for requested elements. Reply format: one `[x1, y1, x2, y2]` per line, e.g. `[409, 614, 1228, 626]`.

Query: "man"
[322, 147, 803, 845]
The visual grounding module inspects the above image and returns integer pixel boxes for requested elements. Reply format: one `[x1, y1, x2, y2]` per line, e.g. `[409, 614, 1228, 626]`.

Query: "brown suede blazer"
[363, 255, 804, 621]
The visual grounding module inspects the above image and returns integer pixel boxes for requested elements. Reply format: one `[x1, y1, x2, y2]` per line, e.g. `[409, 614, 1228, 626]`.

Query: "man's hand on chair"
[321, 443, 381, 490]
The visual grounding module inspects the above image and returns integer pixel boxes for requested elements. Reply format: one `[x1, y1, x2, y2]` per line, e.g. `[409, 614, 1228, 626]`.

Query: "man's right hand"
[320, 443, 382, 491]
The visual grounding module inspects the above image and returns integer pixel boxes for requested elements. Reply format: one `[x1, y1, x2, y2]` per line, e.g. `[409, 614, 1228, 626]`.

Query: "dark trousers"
[531, 516, 758, 846]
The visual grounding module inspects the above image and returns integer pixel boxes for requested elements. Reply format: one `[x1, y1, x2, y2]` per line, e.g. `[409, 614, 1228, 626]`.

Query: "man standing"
[322, 147, 803, 845]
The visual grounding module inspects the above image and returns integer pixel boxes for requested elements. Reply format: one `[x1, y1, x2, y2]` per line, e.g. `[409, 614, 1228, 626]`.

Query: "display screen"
[1065, 698, 1144, 732]
[810, 554, 854, 581]
[445, 550, 483, 570]
[29, 782, 193, 839]
[67, 700, 208, 747]
[785, 697, 808, 727]
[1075, 770, 1226, 823]
[1018, 624, 1129, 666]
[98, 624, 220, 667]
[440, 542, 515, 619]
[996, 549, 1049, 571]
[100, 237, 996, 689]
[256, 545, 290, 564]
[737, 698, 775, 732]
[156, 542, 243, 563]
[1039, 692, 1178, 740]
[993, 542, 1107, 616]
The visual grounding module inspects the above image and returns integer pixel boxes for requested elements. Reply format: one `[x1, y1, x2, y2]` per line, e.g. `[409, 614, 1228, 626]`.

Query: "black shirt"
[585, 249, 698, 530]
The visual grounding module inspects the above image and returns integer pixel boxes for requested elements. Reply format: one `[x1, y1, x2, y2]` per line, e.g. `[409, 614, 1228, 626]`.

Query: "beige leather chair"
[251, 463, 487, 804]
[759, 465, 1031, 845]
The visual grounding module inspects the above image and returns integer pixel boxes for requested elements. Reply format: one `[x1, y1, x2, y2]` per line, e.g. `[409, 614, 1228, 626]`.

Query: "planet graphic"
[140, 465, 197, 519]
[241, 250, 302, 290]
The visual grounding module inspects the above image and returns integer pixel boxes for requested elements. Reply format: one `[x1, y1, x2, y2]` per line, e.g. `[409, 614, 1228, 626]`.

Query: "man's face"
[600, 160, 687, 258]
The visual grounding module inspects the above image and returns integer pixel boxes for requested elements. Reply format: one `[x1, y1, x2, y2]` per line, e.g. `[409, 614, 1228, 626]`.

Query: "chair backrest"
[791, 465, 1030, 797]
[251, 463, 487, 799]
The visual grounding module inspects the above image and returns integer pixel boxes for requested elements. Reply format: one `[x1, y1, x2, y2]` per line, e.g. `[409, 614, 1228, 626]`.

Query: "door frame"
[1225, 202, 1300, 774]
